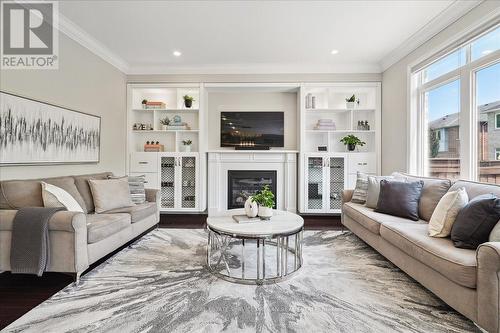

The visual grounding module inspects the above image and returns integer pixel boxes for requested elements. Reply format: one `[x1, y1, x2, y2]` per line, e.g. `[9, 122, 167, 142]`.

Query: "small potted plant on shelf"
[182, 139, 192, 152]
[160, 116, 170, 130]
[183, 95, 195, 108]
[142, 99, 148, 109]
[340, 134, 366, 152]
[345, 94, 360, 109]
[251, 185, 275, 220]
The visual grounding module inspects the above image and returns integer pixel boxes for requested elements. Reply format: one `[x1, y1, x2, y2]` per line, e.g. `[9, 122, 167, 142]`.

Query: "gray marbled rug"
[4, 229, 478, 333]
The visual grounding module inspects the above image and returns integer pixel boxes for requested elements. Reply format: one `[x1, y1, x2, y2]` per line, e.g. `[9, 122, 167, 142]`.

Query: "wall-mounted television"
[221, 112, 284, 148]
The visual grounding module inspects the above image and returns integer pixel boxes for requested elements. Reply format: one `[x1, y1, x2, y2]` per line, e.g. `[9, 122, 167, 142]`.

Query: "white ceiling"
[58, 1, 480, 74]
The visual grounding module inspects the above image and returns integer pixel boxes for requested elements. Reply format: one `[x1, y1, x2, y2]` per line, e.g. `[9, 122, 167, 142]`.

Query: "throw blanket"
[10, 207, 65, 276]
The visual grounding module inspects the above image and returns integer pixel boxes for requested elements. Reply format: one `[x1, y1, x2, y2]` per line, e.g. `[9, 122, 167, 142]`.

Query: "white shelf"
[305, 130, 375, 133]
[132, 129, 199, 133]
[132, 108, 199, 113]
[305, 108, 375, 112]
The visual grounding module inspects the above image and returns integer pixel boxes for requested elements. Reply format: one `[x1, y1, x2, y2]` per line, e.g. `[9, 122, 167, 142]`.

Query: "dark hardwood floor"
[0, 214, 340, 329]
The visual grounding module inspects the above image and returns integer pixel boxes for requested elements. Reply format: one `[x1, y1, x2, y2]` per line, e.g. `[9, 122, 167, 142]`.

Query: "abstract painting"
[0, 92, 100, 165]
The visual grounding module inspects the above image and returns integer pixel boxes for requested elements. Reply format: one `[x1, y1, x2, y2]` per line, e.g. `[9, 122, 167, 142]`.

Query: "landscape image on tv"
[221, 112, 284, 148]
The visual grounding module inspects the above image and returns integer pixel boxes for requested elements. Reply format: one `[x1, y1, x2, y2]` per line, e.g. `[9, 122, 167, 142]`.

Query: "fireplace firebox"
[227, 170, 277, 209]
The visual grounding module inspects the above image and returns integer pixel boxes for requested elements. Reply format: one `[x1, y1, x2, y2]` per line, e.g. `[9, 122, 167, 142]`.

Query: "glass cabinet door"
[329, 157, 344, 211]
[180, 156, 197, 209]
[160, 156, 175, 209]
[307, 156, 324, 210]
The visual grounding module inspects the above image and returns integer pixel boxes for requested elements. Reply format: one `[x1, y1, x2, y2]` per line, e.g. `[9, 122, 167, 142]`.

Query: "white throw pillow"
[41, 181, 84, 213]
[365, 175, 394, 209]
[428, 187, 468, 238]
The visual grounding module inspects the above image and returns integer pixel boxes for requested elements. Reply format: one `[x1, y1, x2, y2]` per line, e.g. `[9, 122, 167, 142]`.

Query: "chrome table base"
[206, 227, 303, 285]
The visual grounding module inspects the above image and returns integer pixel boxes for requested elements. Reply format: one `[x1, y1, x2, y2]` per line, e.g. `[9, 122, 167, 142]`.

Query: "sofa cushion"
[449, 180, 500, 200]
[380, 222, 477, 288]
[88, 178, 134, 213]
[392, 172, 451, 222]
[73, 172, 113, 213]
[0, 176, 87, 212]
[343, 202, 425, 235]
[102, 202, 157, 223]
[365, 175, 395, 209]
[86, 213, 131, 244]
[351, 172, 369, 204]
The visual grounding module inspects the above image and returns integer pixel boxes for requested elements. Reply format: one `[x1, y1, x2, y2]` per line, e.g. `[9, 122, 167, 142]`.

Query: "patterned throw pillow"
[351, 172, 369, 204]
[108, 175, 146, 205]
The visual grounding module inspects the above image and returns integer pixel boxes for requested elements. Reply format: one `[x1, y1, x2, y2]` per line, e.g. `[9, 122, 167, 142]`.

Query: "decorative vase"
[244, 197, 258, 217]
[258, 206, 273, 220]
[184, 99, 192, 108]
[347, 143, 356, 151]
[162, 125, 168, 131]
[346, 101, 356, 109]
[184, 145, 191, 152]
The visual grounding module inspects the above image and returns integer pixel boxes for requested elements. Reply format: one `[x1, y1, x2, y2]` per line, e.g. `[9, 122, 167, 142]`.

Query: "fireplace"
[227, 170, 277, 209]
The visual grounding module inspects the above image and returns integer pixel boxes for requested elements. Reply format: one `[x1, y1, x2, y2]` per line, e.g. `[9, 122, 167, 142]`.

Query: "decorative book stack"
[314, 119, 336, 131]
[232, 215, 260, 224]
[144, 101, 165, 109]
[144, 144, 164, 152]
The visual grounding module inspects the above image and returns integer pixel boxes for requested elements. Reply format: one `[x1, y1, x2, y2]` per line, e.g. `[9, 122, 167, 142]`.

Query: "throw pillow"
[88, 178, 134, 213]
[351, 172, 369, 204]
[365, 176, 395, 209]
[490, 221, 500, 242]
[108, 175, 147, 205]
[375, 180, 424, 221]
[41, 181, 84, 213]
[428, 188, 468, 237]
[451, 194, 500, 249]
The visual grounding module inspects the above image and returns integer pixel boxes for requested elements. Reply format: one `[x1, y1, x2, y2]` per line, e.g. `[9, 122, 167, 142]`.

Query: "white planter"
[258, 206, 273, 220]
[161, 125, 168, 131]
[346, 101, 356, 109]
[244, 197, 258, 217]
[183, 145, 191, 152]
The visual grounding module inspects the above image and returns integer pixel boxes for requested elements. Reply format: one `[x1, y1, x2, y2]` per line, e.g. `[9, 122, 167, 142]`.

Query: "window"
[411, 24, 500, 184]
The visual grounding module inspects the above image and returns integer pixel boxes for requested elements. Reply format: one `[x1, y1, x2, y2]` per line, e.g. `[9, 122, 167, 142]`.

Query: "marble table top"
[207, 209, 304, 237]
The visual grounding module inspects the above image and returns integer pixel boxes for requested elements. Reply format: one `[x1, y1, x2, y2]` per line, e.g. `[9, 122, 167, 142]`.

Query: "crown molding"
[126, 62, 382, 75]
[380, 0, 482, 71]
[58, 13, 130, 73]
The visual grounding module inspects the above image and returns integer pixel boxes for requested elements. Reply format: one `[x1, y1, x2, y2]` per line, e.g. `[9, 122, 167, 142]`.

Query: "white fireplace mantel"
[207, 151, 297, 216]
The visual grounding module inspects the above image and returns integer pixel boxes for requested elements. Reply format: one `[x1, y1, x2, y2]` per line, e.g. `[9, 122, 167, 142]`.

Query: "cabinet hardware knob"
[138, 161, 148, 164]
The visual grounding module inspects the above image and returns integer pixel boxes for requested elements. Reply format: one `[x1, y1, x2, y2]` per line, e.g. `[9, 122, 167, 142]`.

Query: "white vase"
[162, 125, 168, 131]
[346, 101, 356, 109]
[244, 197, 258, 217]
[184, 145, 191, 152]
[258, 206, 273, 220]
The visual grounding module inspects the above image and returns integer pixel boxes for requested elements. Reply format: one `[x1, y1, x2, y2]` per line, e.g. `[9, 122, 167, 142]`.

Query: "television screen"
[221, 112, 284, 148]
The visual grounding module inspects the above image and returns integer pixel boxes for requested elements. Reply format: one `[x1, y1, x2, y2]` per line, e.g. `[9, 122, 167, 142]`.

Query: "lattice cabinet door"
[160, 156, 176, 209]
[328, 156, 345, 212]
[180, 155, 198, 209]
[306, 156, 325, 211]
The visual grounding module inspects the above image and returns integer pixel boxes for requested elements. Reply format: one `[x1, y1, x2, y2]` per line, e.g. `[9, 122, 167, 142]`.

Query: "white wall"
[0, 34, 126, 180]
[207, 92, 297, 150]
[381, 1, 500, 175]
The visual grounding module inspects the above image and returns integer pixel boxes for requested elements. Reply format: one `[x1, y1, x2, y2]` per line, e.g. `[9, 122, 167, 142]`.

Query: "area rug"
[4, 229, 478, 333]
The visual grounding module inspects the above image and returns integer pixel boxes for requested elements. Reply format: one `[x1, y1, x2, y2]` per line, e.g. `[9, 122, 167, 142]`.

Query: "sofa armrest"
[342, 190, 354, 205]
[477, 242, 500, 333]
[145, 188, 160, 203]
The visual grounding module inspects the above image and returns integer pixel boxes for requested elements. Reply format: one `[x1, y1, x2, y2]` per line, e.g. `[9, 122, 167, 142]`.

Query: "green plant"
[251, 185, 275, 208]
[345, 94, 356, 102]
[429, 130, 439, 158]
[340, 134, 366, 147]
[182, 139, 192, 146]
[160, 117, 170, 125]
[183, 95, 195, 102]
[141, 99, 148, 104]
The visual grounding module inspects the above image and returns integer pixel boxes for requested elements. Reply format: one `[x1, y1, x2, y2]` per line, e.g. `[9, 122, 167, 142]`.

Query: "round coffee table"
[206, 209, 304, 284]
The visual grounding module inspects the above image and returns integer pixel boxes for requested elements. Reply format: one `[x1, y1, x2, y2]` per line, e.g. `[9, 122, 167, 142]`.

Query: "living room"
[1, 1, 499, 332]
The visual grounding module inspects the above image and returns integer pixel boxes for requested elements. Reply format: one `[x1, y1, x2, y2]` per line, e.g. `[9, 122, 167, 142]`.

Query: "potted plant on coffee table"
[182, 139, 192, 152]
[251, 185, 275, 220]
[340, 134, 365, 152]
[183, 95, 195, 108]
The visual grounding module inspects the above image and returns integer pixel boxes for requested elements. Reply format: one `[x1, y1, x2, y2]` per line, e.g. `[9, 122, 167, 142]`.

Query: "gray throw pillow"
[451, 194, 500, 249]
[365, 176, 394, 209]
[375, 180, 424, 221]
[351, 172, 369, 204]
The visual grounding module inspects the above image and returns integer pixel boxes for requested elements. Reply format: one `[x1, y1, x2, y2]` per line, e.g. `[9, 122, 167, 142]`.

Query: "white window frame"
[409, 22, 500, 181]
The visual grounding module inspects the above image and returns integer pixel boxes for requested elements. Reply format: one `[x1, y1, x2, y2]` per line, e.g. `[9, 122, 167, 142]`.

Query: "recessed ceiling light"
[331, 49, 339, 55]
[173, 50, 182, 57]
[482, 50, 493, 55]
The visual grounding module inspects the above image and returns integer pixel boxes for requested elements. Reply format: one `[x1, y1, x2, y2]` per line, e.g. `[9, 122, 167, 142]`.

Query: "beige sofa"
[0, 172, 160, 281]
[342, 174, 500, 333]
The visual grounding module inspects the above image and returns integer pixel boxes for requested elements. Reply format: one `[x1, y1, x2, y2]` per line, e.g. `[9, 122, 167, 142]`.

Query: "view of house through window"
[425, 80, 461, 180]
[413, 24, 500, 184]
[476, 62, 500, 183]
